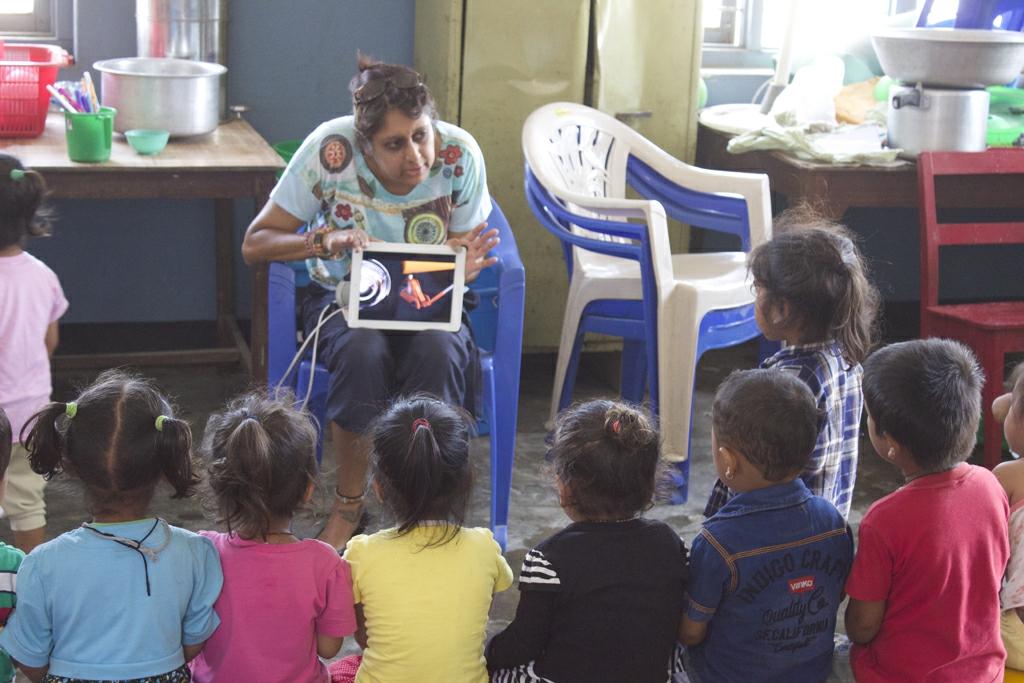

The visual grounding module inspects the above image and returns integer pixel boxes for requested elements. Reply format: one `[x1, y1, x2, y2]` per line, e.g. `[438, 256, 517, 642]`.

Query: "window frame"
[701, 0, 921, 70]
[0, 0, 72, 50]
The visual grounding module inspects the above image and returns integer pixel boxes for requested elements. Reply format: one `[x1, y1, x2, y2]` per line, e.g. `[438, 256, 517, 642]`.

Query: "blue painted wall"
[29, 0, 414, 323]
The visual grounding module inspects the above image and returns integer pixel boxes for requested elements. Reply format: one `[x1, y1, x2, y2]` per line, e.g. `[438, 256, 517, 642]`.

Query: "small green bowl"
[124, 129, 169, 155]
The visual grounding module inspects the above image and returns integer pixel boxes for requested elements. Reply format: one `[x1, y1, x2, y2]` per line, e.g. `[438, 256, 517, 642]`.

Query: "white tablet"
[343, 243, 467, 332]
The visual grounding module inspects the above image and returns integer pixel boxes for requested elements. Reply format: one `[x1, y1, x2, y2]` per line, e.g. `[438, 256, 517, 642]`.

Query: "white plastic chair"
[522, 102, 771, 498]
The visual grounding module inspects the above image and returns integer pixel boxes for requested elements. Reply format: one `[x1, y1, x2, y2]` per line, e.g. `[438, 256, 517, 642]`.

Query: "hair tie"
[65, 401, 77, 419]
[9, 169, 24, 181]
[611, 419, 621, 434]
[155, 415, 168, 432]
[411, 417, 431, 433]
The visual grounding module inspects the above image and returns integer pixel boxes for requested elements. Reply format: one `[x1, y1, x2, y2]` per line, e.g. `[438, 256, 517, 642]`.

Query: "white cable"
[274, 302, 343, 413]
[301, 302, 333, 411]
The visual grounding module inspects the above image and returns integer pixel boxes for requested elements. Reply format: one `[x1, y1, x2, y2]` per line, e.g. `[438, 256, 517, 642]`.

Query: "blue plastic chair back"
[917, 0, 1024, 29]
[525, 165, 662, 411]
[625, 156, 752, 250]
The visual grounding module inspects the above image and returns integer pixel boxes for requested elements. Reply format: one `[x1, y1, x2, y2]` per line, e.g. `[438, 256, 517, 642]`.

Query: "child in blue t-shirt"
[680, 369, 853, 683]
[0, 370, 223, 683]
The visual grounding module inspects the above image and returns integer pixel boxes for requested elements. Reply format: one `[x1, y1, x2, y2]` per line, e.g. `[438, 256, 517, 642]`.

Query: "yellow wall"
[415, 0, 703, 350]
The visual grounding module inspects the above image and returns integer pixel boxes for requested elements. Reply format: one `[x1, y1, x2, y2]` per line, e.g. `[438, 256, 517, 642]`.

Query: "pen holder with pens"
[64, 106, 116, 163]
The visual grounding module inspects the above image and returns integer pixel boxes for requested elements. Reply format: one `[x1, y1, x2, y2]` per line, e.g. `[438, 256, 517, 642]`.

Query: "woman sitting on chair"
[242, 54, 498, 550]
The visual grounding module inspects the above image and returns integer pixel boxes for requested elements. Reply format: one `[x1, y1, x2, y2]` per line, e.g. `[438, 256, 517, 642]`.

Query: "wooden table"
[696, 123, 1024, 217]
[1, 113, 283, 377]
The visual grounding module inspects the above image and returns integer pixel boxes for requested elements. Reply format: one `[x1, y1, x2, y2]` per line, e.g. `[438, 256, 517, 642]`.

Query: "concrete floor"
[2, 343, 904, 674]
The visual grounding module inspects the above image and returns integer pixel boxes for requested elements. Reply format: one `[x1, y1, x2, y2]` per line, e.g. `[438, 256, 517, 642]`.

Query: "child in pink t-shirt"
[0, 154, 67, 554]
[843, 339, 1009, 683]
[189, 392, 357, 683]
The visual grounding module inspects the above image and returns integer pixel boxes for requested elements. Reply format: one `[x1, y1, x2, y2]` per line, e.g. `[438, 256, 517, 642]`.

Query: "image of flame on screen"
[399, 260, 455, 310]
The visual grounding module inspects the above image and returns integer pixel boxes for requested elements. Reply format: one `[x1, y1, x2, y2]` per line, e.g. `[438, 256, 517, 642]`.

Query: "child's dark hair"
[713, 369, 819, 481]
[201, 391, 318, 540]
[0, 153, 51, 250]
[0, 407, 11, 479]
[864, 339, 983, 472]
[750, 208, 879, 364]
[22, 369, 196, 515]
[370, 395, 472, 545]
[548, 400, 660, 520]
[348, 53, 435, 153]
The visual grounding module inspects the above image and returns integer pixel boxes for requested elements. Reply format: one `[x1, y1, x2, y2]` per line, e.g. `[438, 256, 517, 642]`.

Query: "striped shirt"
[704, 341, 863, 519]
[0, 542, 24, 683]
[519, 549, 559, 588]
[485, 518, 687, 683]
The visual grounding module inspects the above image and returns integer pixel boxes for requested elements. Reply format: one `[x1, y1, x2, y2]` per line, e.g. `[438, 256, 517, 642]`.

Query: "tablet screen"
[347, 244, 465, 331]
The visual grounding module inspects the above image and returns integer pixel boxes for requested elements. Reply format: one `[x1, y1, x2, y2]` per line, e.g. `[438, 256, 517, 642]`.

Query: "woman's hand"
[448, 222, 499, 282]
[325, 228, 371, 256]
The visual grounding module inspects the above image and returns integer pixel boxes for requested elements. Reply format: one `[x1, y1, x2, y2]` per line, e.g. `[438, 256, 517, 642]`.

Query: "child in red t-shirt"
[843, 339, 1009, 683]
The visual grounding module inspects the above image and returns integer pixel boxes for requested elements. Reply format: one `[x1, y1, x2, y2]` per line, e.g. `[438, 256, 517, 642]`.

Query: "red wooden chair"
[918, 149, 1024, 468]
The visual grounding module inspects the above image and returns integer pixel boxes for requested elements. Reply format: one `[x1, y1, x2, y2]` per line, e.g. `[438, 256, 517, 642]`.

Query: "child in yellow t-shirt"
[335, 396, 512, 683]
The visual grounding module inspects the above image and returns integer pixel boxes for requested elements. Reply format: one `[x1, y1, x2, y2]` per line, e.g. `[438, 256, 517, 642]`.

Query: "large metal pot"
[887, 84, 990, 158]
[872, 28, 1024, 89]
[94, 57, 226, 137]
[136, 0, 229, 119]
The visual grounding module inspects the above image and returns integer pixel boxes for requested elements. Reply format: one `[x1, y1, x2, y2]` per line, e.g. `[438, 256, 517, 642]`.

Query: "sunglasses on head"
[354, 72, 423, 105]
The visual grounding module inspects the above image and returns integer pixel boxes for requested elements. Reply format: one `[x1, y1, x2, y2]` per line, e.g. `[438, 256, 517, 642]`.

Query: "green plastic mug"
[64, 107, 116, 163]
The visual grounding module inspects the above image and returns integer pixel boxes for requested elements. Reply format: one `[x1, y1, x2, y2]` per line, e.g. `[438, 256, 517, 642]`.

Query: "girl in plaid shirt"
[704, 213, 879, 519]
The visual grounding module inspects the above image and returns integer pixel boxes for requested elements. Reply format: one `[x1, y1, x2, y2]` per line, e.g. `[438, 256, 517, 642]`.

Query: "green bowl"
[124, 129, 169, 155]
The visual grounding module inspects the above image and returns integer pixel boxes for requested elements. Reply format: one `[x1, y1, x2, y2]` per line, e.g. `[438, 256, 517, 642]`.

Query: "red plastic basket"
[0, 43, 72, 138]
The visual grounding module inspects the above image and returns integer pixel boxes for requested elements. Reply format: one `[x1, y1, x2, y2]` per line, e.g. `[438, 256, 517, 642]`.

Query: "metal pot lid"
[94, 57, 227, 78]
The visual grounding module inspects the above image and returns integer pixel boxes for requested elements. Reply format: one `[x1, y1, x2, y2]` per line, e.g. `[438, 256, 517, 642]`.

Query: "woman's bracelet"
[303, 229, 317, 257]
[304, 227, 333, 258]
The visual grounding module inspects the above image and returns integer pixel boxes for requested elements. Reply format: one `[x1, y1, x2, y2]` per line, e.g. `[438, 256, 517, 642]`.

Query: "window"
[0, 0, 55, 38]
[703, 0, 745, 47]
[704, 0, 929, 54]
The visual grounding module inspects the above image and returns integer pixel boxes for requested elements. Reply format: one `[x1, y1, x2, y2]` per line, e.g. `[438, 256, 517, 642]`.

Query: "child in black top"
[486, 400, 688, 683]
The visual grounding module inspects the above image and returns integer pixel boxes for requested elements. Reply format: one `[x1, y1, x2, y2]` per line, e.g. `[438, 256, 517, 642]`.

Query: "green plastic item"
[124, 129, 169, 155]
[987, 86, 1024, 147]
[874, 76, 893, 103]
[64, 107, 116, 163]
[272, 139, 302, 178]
[697, 77, 708, 109]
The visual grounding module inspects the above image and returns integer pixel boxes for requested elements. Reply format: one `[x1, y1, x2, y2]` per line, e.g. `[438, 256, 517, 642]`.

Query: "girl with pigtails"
[332, 395, 513, 683]
[0, 370, 223, 683]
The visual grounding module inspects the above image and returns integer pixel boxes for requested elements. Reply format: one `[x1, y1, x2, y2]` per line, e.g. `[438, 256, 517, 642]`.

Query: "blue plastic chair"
[917, 0, 1024, 30]
[522, 103, 772, 503]
[266, 201, 525, 550]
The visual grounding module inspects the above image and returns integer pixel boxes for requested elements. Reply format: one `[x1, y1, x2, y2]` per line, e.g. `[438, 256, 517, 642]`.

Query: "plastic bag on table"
[770, 55, 845, 126]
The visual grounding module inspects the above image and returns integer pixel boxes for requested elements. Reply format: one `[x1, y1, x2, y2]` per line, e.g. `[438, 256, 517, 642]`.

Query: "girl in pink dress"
[0, 154, 67, 554]
[190, 392, 357, 683]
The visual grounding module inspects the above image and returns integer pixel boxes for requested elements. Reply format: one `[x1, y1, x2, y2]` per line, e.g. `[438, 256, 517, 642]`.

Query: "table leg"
[215, 198, 252, 376]
[250, 178, 275, 383]
[251, 263, 268, 382]
[215, 198, 234, 345]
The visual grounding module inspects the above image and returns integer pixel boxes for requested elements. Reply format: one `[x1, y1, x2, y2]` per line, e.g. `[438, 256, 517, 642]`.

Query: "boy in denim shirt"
[680, 369, 853, 683]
